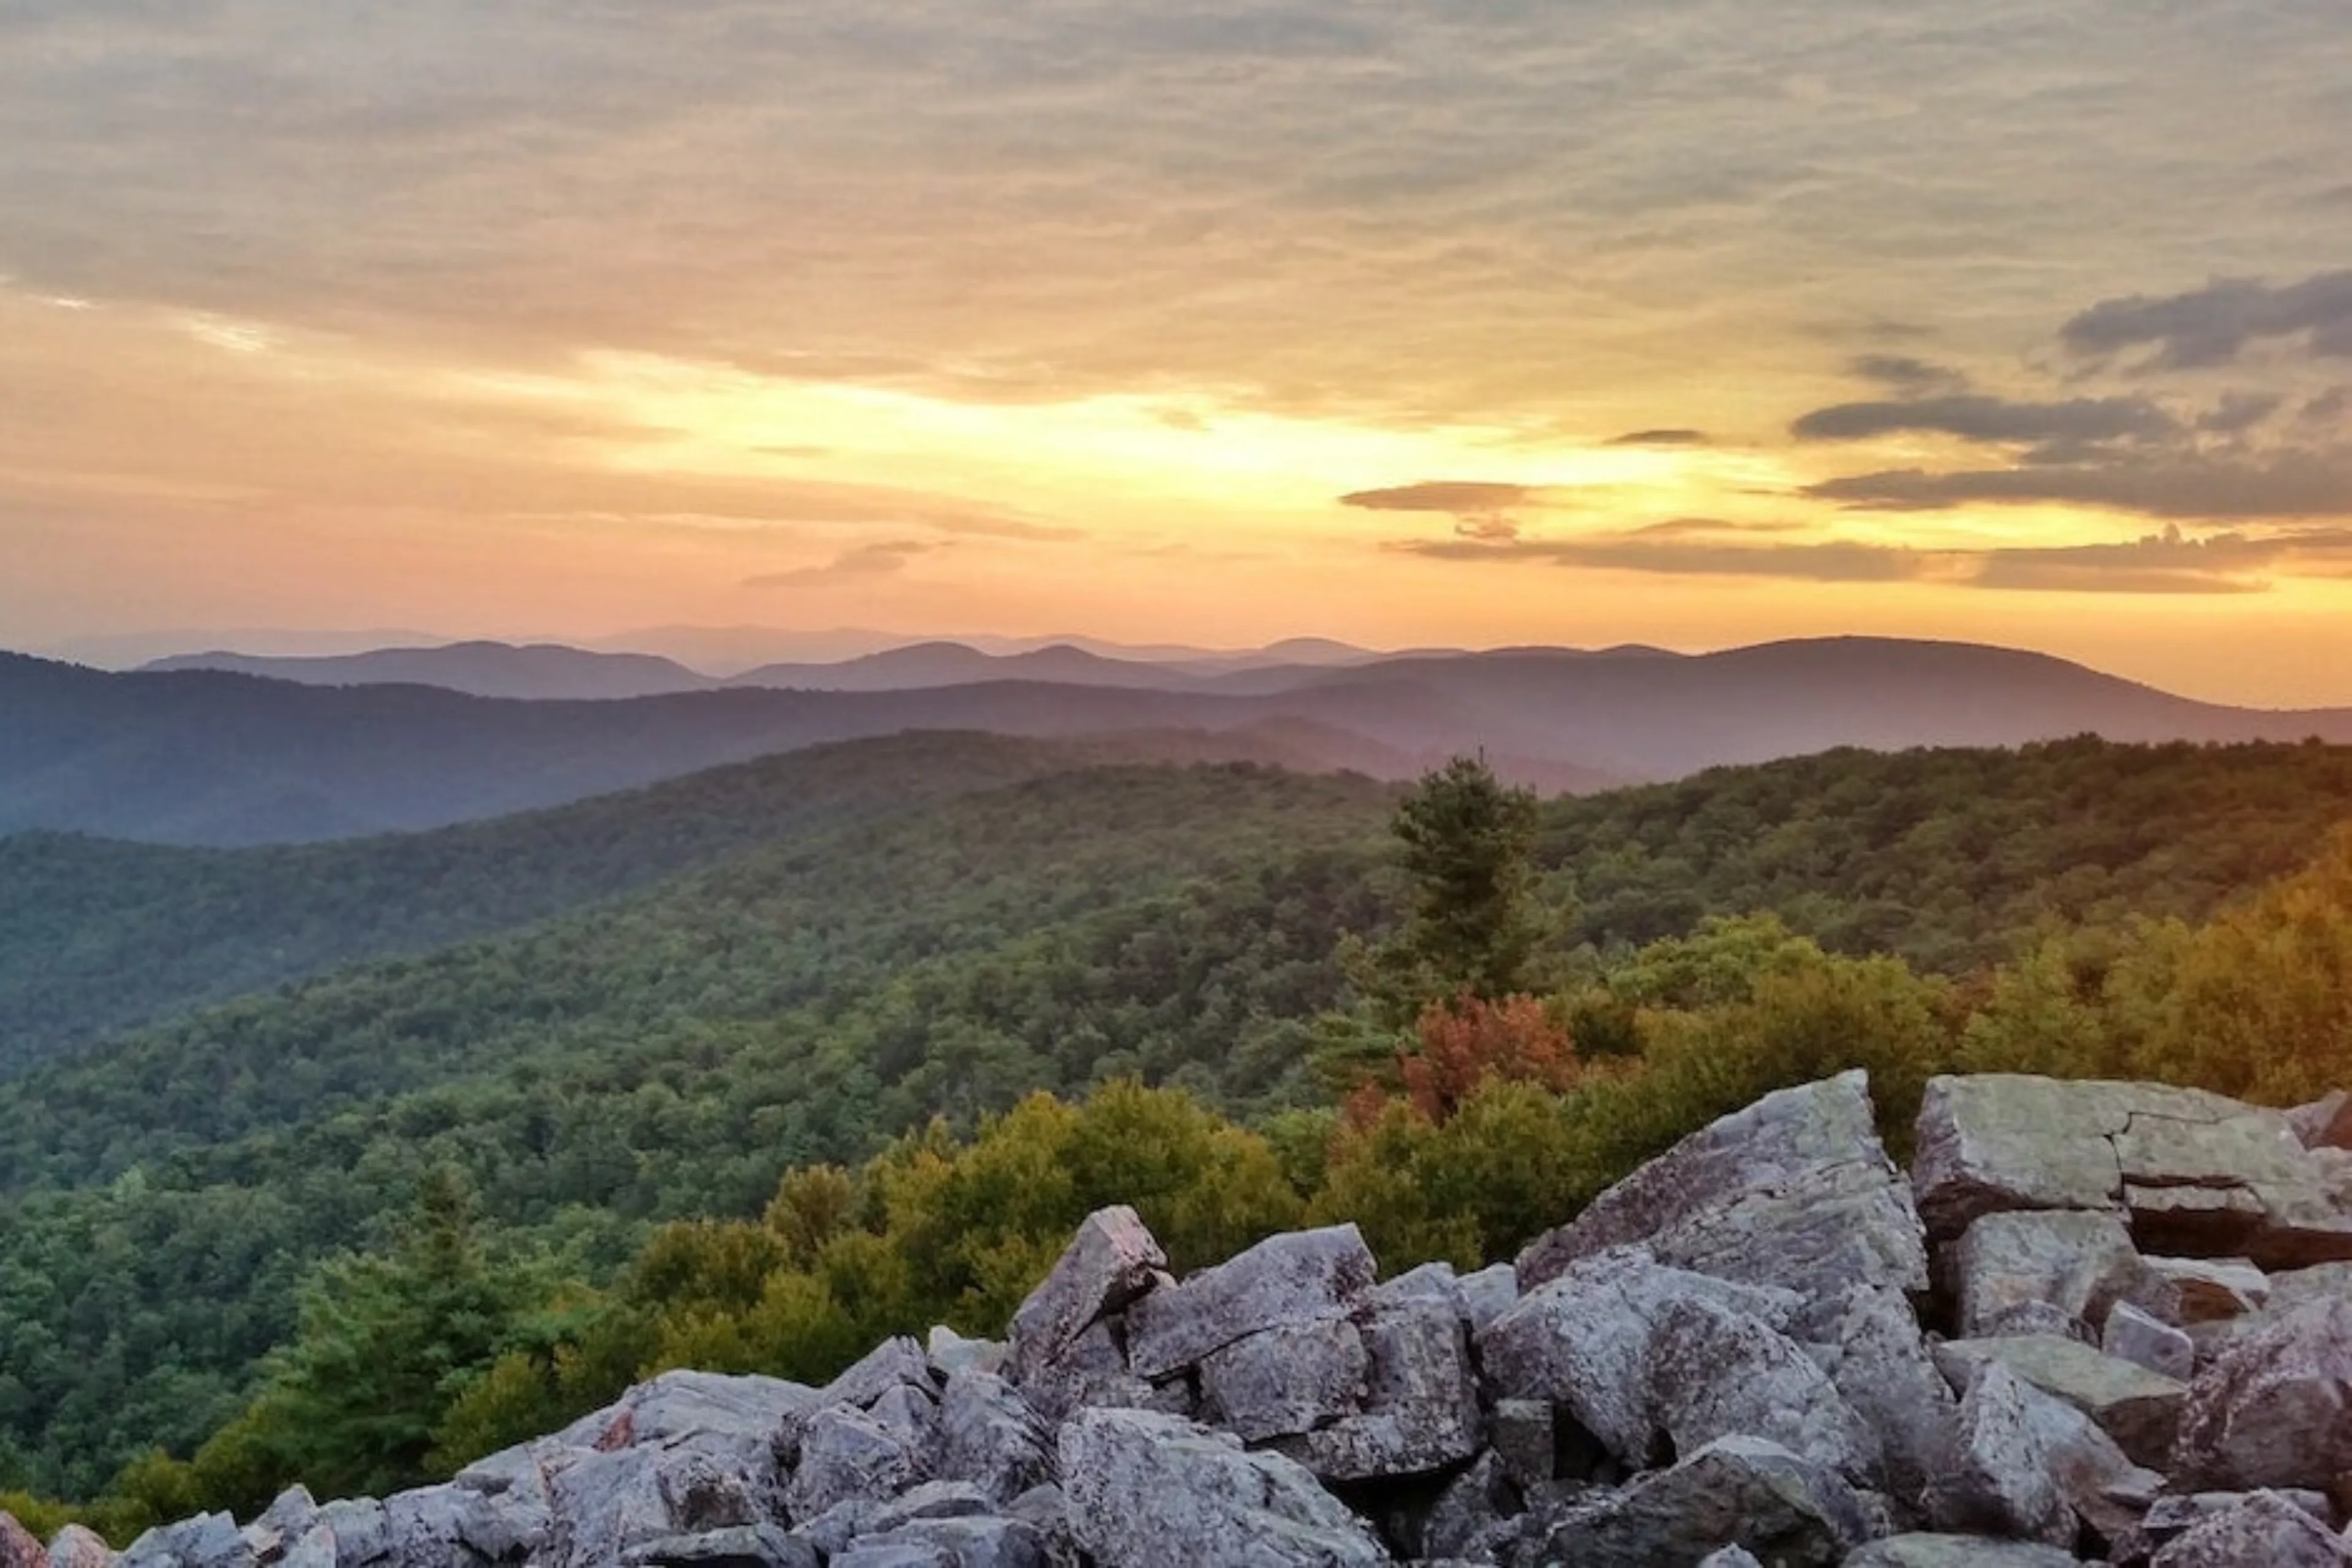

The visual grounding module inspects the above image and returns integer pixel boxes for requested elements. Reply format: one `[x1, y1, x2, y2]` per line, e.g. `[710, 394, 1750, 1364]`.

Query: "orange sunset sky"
[4, 2, 2352, 703]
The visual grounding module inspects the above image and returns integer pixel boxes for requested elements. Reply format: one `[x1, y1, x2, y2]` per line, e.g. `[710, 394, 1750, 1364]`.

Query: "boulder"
[1004, 1208, 1164, 1387]
[241, 1485, 321, 1562]
[837, 1515, 1049, 1567]
[1517, 1434, 1874, 1567]
[785, 1405, 930, 1523]
[1845, 1538, 2082, 1566]
[2104, 1301, 2195, 1382]
[1697, 1550, 1765, 1567]
[1125, 1225, 1376, 1379]
[1935, 1363, 2076, 1548]
[935, 1370, 1055, 1504]
[2290, 1091, 2352, 1152]
[1645, 1295, 1879, 1481]
[1057, 1408, 1388, 1567]
[2171, 1295, 2352, 1493]
[47, 1526, 113, 1568]
[1198, 1317, 1368, 1441]
[119, 1513, 252, 1568]
[1912, 1076, 2352, 1269]
[925, 1325, 1005, 1381]
[1807, 1283, 1962, 1512]
[1477, 1245, 1800, 1469]
[1422, 1450, 1520, 1561]
[2269, 1261, 2352, 1317]
[1948, 1210, 2140, 1339]
[1490, 1398, 1555, 1488]
[1275, 1298, 1481, 1481]
[1932, 1335, 2187, 1468]
[2148, 1489, 2352, 1567]
[2130, 1256, 2269, 1326]
[0, 1516, 45, 1568]
[1517, 1072, 1929, 1318]
[1457, 1264, 1519, 1333]
[624, 1523, 823, 1566]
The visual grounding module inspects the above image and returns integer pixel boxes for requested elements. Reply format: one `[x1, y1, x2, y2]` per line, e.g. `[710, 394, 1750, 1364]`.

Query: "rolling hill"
[10, 638, 2352, 846]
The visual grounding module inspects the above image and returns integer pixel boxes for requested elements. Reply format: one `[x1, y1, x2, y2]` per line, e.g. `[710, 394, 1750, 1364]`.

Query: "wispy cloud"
[743, 541, 938, 590]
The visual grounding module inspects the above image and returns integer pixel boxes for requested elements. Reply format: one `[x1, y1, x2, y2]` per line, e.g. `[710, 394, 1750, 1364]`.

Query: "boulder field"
[21, 1068, 2352, 1567]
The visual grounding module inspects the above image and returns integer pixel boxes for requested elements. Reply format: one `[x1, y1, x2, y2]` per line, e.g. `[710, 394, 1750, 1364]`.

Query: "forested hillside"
[2, 737, 2350, 1528]
[0, 731, 1350, 1069]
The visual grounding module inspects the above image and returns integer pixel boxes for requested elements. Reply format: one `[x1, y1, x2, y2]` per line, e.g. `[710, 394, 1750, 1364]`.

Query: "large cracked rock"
[1125, 1224, 1376, 1379]
[2169, 1295, 2352, 1493]
[1512, 1434, 1875, 1567]
[1056, 1407, 1388, 1566]
[1517, 1071, 1929, 1315]
[1004, 1207, 1163, 1389]
[1933, 1335, 2187, 1470]
[1913, 1076, 2352, 1269]
[1273, 1297, 1481, 1481]
[1477, 1245, 1801, 1468]
[2147, 1489, 2352, 1567]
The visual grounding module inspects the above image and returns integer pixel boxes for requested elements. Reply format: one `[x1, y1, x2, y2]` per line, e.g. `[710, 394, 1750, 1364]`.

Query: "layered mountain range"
[5, 636, 2348, 845]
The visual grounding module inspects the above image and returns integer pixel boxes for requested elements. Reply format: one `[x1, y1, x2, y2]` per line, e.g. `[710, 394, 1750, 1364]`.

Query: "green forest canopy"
[2, 733, 2350, 1531]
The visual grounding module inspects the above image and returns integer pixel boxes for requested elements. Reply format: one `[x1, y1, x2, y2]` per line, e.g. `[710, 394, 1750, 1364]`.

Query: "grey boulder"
[1057, 1408, 1387, 1567]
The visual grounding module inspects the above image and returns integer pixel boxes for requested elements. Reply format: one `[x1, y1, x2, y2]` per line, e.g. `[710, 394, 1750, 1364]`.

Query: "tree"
[1354, 756, 1548, 1025]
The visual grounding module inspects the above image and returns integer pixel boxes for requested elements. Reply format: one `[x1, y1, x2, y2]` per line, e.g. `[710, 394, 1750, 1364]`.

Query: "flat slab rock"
[1912, 1075, 2352, 1269]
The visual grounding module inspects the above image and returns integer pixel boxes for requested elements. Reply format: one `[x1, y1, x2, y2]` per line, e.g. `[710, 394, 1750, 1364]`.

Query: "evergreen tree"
[1354, 755, 1548, 1025]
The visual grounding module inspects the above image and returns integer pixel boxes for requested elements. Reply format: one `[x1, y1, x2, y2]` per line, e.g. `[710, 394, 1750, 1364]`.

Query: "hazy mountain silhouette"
[143, 641, 715, 699]
[729, 641, 1212, 693]
[9, 637, 2350, 845]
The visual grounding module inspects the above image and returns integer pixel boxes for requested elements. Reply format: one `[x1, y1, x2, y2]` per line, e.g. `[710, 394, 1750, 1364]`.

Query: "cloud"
[2060, 270, 2352, 369]
[1849, 355, 1968, 396]
[1605, 428, 1711, 447]
[1389, 519, 2352, 595]
[1339, 481, 1550, 540]
[1792, 393, 2176, 445]
[1390, 532, 1923, 584]
[1807, 451, 2352, 521]
[742, 541, 936, 589]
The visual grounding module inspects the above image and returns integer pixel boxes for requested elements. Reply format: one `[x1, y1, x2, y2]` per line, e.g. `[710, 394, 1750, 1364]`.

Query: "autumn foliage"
[1389, 992, 1583, 1122]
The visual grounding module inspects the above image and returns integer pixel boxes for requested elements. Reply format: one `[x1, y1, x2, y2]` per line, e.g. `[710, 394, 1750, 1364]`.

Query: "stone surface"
[1933, 1335, 2187, 1468]
[2131, 1256, 2269, 1326]
[2148, 1489, 2352, 1567]
[47, 1526, 115, 1568]
[1456, 1263, 1519, 1333]
[1479, 1244, 1800, 1468]
[1124, 1224, 1376, 1379]
[1809, 1283, 1962, 1512]
[2105, 1300, 2195, 1381]
[625, 1523, 823, 1567]
[1845, 1537, 2083, 1566]
[119, 1512, 252, 1568]
[925, 1324, 1005, 1381]
[2290, 1091, 2352, 1152]
[1937, 1362, 2076, 1548]
[786, 1405, 930, 1523]
[1057, 1408, 1387, 1567]
[1003, 1207, 1164, 1387]
[935, 1370, 1055, 1504]
[1518, 1072, 1929, 1318]
[1490, 1398, 1555, 1488]
[1199, 1316, 1368, 1441]
[1949, 1209, 2140, 1340]
[1276, 1298, 1480, 1480]
[0, 1515, 45, 1568]
[1646, 1295, 1879, 1481]
[1518, 1434, 1874, 1568]
[2171, 1295, 2352, 1493]
[1912, 1075, 2352, 1268]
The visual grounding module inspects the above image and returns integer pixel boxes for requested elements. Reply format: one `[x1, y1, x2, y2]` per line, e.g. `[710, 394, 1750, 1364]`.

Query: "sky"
[4, 2, 2352, 703]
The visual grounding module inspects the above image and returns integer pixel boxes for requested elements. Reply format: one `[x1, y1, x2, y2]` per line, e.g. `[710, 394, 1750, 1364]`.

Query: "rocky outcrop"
[29, 1069, 2352, 1567]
